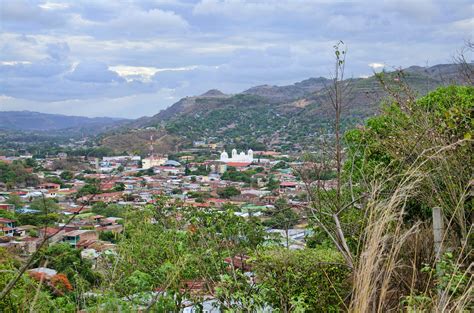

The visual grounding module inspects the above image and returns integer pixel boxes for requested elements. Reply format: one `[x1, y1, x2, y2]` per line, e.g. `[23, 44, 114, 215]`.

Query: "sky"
[0, 0, 472, 118]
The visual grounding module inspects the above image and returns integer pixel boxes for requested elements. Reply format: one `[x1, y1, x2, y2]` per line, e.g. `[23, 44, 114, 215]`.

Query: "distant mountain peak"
[200, 89, 226, 97]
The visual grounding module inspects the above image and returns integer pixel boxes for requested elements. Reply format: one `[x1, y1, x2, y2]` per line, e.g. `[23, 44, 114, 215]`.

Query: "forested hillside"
[101, 64, 467, 154]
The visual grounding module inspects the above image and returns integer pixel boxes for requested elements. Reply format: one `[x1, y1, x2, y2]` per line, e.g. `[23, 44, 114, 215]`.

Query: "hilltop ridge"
[99, 63, 468, 154]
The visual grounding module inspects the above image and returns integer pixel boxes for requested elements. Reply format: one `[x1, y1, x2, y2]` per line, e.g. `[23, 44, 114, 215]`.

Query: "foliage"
[186, 164, 210, 176]
[264, 198, 299, 229]
[77, 182, 100, 197]
[29, 198, 61, 213]
[60, 171, 74, 181]
[0, 248, 59, 311]
[272, 161, 289, 170]
[16, 212, 59, 226]
[266, 175, 280, 191]
[34, 243, 100, 287]
[421, 252, 470, 297]
[252, 248, 350, 312]
[91, 202, 126, 217]
[99, 230, 120, 243]
[7, 194, 24, 209]
[217, 186, 241, 199]
[345, 86, 473, 230]
[220, 167, 254, 183]
[0, 160, 39, 189]
[100, 202, 266, 309]
[113, 182, 125, 191]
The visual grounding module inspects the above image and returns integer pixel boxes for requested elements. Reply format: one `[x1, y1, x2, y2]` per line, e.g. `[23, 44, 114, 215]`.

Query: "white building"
[142, 156, 168, 169]
[220, 149, 253, 163]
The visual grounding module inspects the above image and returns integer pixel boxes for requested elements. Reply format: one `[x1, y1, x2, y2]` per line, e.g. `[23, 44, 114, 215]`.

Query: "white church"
[220, 149, 254, 163]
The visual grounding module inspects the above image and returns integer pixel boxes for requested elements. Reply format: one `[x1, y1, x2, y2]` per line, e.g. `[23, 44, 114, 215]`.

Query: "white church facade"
[220, 149, 254, 163]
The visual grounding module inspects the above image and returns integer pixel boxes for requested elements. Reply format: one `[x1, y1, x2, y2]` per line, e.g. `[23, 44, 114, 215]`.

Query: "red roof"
[224, 255, 252, 271]
[207, 198, 227, 203]
[40, 227, 61, 236]
[188, 202, 210, 208]
[65, 207, 87, 214]
[280, 182, 298, 187]
[227, 162, 251, 167]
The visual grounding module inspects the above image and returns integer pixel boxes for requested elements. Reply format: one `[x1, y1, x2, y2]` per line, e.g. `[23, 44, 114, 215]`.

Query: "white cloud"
[39, 2, 70, 10]
[109, 65, 198, 82]
[368, 62, 385, 70]
[0, 0, 471, 117]
[451, 17, 474, 32]
[0, 61, 32, 66]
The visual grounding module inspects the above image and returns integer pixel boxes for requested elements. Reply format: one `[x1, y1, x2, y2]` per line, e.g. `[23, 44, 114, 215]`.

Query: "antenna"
[149, 135, 154, 157]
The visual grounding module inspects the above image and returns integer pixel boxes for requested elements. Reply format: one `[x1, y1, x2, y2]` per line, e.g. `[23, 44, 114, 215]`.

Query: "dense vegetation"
[0, 160, 39, 189]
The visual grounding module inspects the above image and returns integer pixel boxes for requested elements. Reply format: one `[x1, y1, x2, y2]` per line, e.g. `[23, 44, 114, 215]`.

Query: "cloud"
[368, 62, 385, 70]
[38, 2, 71, 10]
[0, 0, 472, 118]
[1, 0, 67, 31]
[66, 61, 124, 83]
[110, 65, 198, 82]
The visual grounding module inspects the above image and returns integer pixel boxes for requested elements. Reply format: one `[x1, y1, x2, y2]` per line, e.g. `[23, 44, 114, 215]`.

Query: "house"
[28, 267, 57, 279]
[0, 218, 15, 236]
[224, 255, 252, 272]
[63, 230, 98, 248]
[38, 227, 65, 244]
[37, 183, 61, 191]
[0, 203, 15, 212]
[279, 181, 299, 193]
[78, 192, 123, 204]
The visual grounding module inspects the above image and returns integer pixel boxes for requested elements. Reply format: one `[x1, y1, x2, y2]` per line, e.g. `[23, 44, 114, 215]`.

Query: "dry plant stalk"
[350, 171, 423, 312]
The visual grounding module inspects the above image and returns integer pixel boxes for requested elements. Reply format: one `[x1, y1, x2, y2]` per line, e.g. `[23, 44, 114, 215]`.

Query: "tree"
[295, 41, 356, 269]
[253, 248, 350, 312]
[113, 182, 125, 191]
[217, 186, 241, 199]
[7, 194, 23, 209]
[29, 198, 61, 214]
[59, 171, 74, 181]
[265, 198, 299, 248]
[35, 243, 99, 287]
[92, 203, 126, 217]
[0, 248, 59, 311]
[77, 182, 100, 197]
[16, 213, 59, 226]
[266, 175, 280, 191]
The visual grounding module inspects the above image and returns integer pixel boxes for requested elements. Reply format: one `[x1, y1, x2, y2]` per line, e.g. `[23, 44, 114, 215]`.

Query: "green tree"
[29, 198, 61, 214]
[265, 198, 299, 248]
[35, 243, 99, 287]
[266, 175, 280, 191]
[217, 186, 241, 199]
[7, 194, 24, 209]
[59, 171, 74, 181]
[253, 248, 350, 312]
[0, 248, 59, 311]
[113, 182, 125, 191]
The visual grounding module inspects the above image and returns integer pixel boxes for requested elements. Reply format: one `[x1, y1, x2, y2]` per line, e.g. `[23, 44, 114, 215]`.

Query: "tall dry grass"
[350, 169, 423, 312]
[349, 143, 472, 312]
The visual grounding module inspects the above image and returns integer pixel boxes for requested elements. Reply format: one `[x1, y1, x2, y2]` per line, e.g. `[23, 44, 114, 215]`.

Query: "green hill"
[101, 63, 470, 154]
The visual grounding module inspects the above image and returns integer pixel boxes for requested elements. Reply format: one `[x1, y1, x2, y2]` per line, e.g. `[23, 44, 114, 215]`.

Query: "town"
[1, 0, 471, 310]
[0, 137, 340, 309]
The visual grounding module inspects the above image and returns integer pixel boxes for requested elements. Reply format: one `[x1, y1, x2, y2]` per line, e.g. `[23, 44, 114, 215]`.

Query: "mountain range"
[1, 63, 469, 154]
[101, 63, 467, 154]
[0, 111, 127, 133]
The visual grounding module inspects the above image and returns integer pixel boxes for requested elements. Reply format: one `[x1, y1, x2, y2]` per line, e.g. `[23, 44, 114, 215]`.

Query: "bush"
[252, 248, 350, 312]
